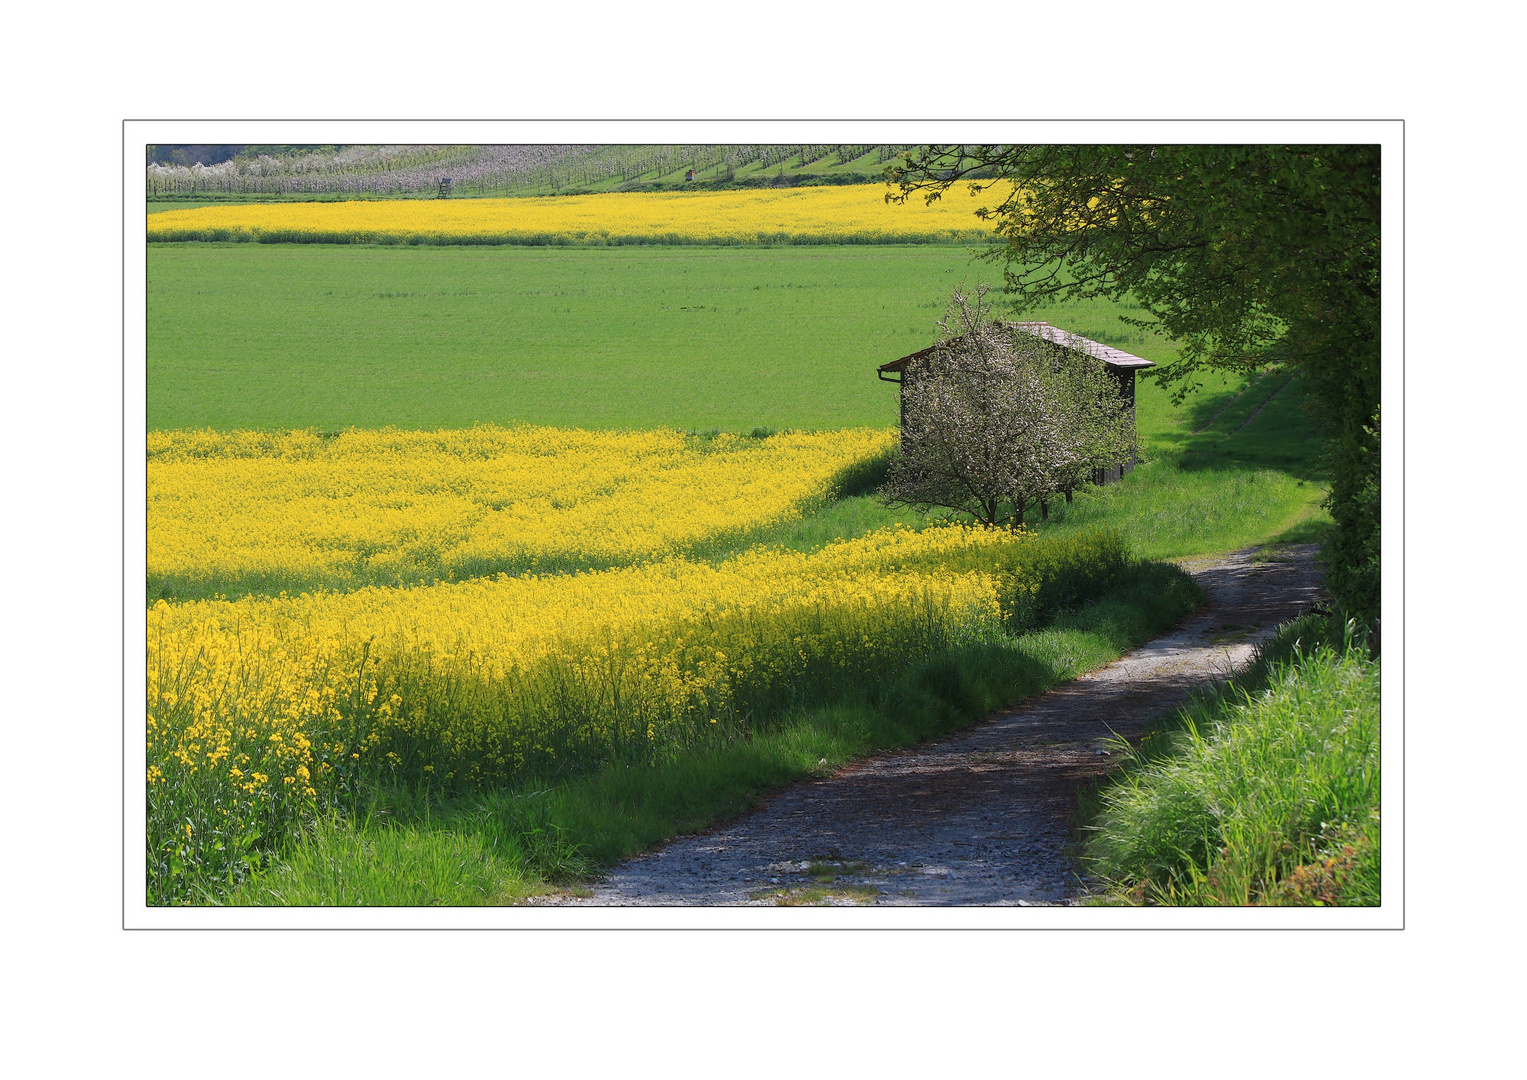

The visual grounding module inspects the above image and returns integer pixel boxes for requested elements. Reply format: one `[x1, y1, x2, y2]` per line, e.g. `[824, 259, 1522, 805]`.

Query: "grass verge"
[1026, 464, 1326, 562]
[223, 559, 1201, 905]
[1078, 612, 1380, 906]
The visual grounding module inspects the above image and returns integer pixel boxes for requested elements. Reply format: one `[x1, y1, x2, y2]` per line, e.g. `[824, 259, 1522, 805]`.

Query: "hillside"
[144, 143, 927, 201]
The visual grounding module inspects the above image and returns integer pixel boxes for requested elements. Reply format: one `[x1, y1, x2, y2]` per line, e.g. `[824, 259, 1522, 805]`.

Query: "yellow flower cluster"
[146, 524, 1031, 894]
[145, 184, 1008, 245]
[148, 425, 895, 597]
[151, 522, 1017, 680]
[145, 520, 1130, 903]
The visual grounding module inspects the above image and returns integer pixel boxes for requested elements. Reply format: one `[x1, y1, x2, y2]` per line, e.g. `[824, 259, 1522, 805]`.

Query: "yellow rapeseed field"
[145, 183, 1008, 245]
[147, 522, 1076, 901]
[148, 425, 895, 597]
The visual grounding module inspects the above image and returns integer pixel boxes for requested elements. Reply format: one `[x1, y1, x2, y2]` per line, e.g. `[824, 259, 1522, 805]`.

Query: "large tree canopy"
[886, 144, 1381, 619]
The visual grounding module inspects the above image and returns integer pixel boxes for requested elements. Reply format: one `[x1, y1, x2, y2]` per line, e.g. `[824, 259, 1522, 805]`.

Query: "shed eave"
[1007, 321, 1154, 369]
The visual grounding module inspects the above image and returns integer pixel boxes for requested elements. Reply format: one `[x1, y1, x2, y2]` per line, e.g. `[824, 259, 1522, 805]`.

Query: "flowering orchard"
[145, 144, 915, 198]
[145, 144, 595, 198]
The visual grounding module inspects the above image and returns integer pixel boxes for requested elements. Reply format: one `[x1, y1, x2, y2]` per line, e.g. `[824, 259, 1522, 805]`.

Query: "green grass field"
[147, 242, 1176, 432]
[721, 365, 1327, 564]
[147, 239, 1328, 563]
[147, 237, 1336, 906]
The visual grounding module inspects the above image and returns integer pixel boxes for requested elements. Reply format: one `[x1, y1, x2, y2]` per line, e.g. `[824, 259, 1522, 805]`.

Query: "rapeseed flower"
[148, 425, 894, 596]
[146, 184, 1008, 246]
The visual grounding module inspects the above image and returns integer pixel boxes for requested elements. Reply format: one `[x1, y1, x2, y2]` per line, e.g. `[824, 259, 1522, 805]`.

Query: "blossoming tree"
[879, 286, 1135, 528]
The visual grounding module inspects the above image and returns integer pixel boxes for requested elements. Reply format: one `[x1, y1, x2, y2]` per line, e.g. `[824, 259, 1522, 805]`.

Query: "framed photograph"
[127, 122, 1399, 929]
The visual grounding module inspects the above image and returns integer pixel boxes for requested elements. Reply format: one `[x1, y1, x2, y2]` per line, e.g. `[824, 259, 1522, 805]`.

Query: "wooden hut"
[877, 321, 1154, 484]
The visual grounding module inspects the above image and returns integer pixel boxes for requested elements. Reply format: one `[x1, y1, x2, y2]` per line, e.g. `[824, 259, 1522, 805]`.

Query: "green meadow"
[147, 242, 1175, 432]
[148, 239, 1324, 562]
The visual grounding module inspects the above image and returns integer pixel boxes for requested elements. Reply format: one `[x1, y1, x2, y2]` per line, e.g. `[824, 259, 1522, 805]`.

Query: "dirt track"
[554, 545, 1323, 906]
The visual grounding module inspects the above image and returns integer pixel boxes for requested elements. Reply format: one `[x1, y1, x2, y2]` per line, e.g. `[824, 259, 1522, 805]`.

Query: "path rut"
[553, 545, 1322, 906]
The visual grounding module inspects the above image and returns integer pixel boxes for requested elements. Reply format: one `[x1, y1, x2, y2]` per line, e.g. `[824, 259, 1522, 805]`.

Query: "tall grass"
[1082, 614, 1380, 906]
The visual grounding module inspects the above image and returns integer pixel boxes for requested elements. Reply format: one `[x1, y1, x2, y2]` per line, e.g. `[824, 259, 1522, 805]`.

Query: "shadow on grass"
[1266, 515, 1337, 548]
[1151, 374, 1326, 482]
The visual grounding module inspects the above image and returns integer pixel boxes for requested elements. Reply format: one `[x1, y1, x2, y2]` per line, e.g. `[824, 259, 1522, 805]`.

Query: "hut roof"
[877, 321, 1154, 374]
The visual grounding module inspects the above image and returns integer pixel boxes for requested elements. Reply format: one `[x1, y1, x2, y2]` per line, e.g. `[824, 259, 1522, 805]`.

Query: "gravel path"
[554, 545, 1323, 907]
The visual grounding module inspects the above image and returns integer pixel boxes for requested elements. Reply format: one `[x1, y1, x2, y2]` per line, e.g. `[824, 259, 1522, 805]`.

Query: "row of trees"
[146, 145, 346, 167]
[884, 145, 1381, 622]
[144, 144, 918, 198]
[881, 287, 1135, 528]
[144, 145, 597, 197]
